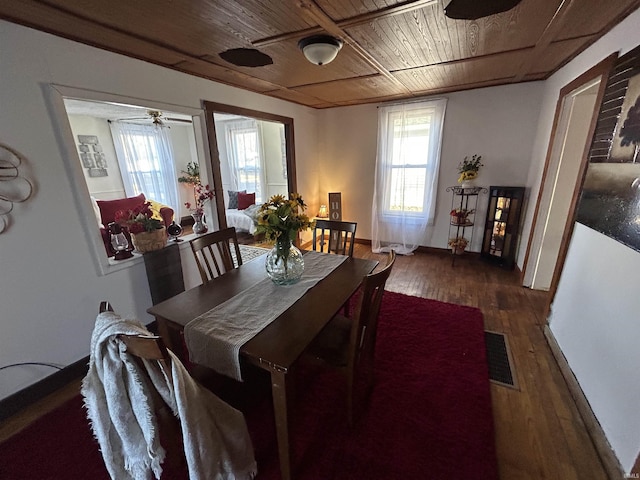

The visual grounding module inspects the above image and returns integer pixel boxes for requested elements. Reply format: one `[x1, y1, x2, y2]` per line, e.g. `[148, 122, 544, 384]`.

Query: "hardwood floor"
[0, 246, 608, 479]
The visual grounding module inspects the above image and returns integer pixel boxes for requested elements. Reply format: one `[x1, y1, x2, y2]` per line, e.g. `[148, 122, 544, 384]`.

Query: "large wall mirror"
[49, 85, 209, 274]
[202, 101, 297, 241]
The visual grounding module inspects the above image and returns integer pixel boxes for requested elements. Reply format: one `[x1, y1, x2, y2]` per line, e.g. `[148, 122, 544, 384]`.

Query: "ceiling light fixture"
[298, 35, 343, 66]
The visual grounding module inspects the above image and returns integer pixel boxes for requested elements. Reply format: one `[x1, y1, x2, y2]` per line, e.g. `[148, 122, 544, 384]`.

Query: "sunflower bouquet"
[256, 193, 314, 244]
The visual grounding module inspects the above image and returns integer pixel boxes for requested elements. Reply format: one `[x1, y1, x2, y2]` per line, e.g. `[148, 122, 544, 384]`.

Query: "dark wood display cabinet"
[481, 186, 525, 269]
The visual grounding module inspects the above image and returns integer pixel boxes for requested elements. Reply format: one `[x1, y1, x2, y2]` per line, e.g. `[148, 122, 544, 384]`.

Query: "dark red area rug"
[0, 291, 497, 480]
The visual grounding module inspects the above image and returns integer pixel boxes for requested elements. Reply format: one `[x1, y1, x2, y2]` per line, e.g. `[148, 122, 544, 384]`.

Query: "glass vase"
[191, 211, 208, 235]
[265, 237, 305, 285]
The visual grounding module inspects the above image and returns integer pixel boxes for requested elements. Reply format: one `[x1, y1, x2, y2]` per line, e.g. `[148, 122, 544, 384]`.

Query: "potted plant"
[115, 202, 166, 253]
[177, 161, 200, 186]
[448, 236, 469, 255]
[457, 154, 483, 186]
[450, 208, 474, 225]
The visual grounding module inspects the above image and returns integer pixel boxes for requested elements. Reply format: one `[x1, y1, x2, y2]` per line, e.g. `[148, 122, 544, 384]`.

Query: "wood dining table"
[147, 252, 378, 480]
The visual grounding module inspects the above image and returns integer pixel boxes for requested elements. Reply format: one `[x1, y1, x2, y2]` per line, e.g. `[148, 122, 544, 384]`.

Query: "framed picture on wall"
[328, 192, 342, 221]
[88, 167, 108, 178]
[80, 153, 94, 168]
[577, 44, 640, 252]
[77, 135, 99, 145]
[94, 153, 107, 168]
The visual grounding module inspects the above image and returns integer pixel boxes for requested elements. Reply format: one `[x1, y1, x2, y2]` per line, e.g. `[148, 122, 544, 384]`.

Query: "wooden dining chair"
[190, 227, 243, 284]
[305, 250, 396, 425]
[97, 302, 186, 473]
[312, 219, 357, 257]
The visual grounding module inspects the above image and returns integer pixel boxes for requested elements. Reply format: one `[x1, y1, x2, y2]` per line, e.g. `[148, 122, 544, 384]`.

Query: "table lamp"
[317, 204, 329, 218]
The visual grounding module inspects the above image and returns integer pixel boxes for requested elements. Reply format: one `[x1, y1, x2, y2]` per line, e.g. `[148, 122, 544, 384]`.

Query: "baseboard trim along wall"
[0, 356, 90, 422]
[0, 321, 160, 422]
[544, 326, 623, 480]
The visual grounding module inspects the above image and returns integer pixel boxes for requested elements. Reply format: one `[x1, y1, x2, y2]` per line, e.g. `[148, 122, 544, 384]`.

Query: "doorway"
[522, 55, 617, 303]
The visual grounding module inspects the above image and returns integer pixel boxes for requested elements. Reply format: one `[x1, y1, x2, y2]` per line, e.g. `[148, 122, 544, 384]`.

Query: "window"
[385, 110, 432, 214]
[372, 99, 447, 254]
[225, 119, 264, 203]
[109, 121, 179, 212]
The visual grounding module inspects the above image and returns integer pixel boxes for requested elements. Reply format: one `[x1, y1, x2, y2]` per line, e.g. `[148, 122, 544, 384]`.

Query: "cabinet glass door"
[482, 187, 524, 269]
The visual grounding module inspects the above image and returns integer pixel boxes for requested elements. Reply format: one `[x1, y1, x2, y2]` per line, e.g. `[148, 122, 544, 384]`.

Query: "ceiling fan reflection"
[118, 110, 192, 126]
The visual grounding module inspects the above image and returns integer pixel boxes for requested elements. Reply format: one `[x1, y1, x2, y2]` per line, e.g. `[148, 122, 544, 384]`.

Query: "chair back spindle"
[312, 219, 357, 257]
[190, 227, 243, 284]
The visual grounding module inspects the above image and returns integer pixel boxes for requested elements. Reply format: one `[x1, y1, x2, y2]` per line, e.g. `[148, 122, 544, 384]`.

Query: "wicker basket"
[131, 227, 167, 253]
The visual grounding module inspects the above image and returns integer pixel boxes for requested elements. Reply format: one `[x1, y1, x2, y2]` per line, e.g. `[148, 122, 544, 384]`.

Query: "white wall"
[67, 115, 125, 200]
[170, 124, 201, 219]
[0, 20, 318, 399]
[529, 7, 640, 473]
[318, 83, 545, 252]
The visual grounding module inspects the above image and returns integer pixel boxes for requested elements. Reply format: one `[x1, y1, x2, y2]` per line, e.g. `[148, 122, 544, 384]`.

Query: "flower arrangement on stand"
[256, 193, 315, 285]
[457, 154, 483, 186]
[177, 161, 200, 186]
[450, 208, 474, 225]
[448, 236, 469, 255]
[185, 182, 215, 234]
[115, 202, 166, 253]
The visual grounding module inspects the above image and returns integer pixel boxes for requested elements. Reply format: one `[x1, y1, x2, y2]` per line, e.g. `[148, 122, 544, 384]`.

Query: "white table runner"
[184, 251, 347, 381]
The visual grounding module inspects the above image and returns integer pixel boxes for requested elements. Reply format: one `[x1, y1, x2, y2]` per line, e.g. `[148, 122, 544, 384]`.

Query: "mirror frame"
[202, 101, 297, 230]
[48, 84, 208, 275]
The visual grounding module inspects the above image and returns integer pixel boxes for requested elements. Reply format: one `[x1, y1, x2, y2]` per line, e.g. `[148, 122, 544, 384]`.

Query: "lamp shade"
[298, 35, 343, 66]
[318, 204, 329, 218]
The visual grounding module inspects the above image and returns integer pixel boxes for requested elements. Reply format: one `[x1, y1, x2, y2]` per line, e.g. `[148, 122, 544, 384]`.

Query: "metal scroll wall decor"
[0, 143, 34, 233]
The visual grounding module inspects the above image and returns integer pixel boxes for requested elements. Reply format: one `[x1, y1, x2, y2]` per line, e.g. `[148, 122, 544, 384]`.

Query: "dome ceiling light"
[298, 35, 343, 66]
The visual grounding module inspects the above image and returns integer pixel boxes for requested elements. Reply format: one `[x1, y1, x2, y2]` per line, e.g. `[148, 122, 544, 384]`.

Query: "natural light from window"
[230, 127, 263, 202]
[386, 112, 432, 214]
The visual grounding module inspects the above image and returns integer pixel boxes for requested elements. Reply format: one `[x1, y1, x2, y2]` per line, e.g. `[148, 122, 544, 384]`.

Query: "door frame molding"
[521, 54, 617, 317]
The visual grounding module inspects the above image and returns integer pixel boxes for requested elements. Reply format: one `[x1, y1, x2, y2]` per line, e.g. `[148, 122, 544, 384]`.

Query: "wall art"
[577, 44, 640, 252]
[0, 143, 34, 234]
[77, 135, 108, 176]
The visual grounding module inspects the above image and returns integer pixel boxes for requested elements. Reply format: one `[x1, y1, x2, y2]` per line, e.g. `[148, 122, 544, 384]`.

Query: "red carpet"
[0, 291, 497, 480]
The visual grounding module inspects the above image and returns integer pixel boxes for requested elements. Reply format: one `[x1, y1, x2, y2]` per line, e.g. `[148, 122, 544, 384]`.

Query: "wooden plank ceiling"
[1, 0, 639, 108]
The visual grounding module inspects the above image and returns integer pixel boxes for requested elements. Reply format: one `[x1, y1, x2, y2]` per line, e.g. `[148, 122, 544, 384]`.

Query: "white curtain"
[109, 121, 179, 212]
[224, 119, 265, 203]
[372, 99, 447, 255]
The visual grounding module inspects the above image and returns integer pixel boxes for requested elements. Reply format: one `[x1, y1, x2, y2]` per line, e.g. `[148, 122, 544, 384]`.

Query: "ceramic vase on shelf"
[131, 227, 167, 253]
[265, 237, 305, 285]
[460, 178, 477, 189]
[191, 211, 208, 235]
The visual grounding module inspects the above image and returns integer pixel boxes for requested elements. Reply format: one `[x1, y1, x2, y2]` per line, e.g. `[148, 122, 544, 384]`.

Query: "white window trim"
[378, 101, 446, 223]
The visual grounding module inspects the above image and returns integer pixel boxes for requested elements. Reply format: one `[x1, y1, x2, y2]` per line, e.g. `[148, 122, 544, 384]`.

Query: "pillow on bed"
[243, 203, 261, 222]
[227, 190, 246, 209]
[238, 192, 255, 210]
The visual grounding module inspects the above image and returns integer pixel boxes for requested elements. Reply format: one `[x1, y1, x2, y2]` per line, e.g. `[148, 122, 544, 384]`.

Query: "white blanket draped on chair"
[82, 311, 257, 480]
